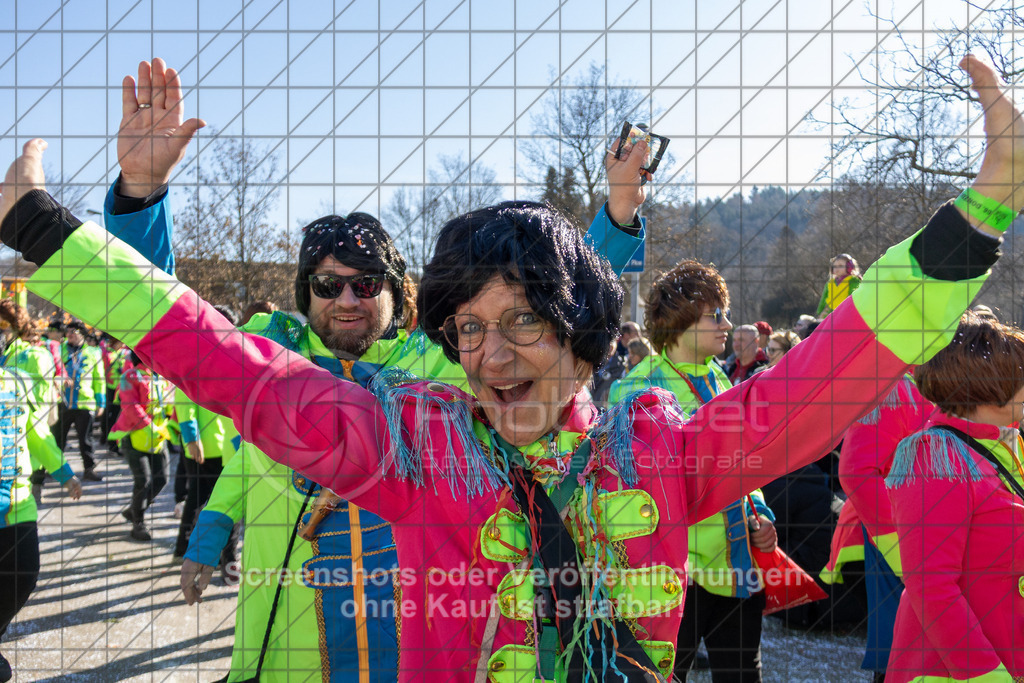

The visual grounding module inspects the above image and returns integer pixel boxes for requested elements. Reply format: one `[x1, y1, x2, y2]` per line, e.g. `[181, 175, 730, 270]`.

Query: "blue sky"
[0, 0, 998, 234]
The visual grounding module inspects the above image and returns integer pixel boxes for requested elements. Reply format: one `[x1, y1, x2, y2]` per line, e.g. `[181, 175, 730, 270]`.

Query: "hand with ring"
[117, 57, 205, 198]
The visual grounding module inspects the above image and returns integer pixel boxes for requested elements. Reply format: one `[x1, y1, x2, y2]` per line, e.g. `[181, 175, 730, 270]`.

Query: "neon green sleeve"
[202, 445, 248, 523]
[28, 222, 185, 347]
[853, 233, 988, 365]
[816, 283, 828, 316]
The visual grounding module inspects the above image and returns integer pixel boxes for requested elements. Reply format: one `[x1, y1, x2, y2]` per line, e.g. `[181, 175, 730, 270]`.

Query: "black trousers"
[51, 405, 96, 470]
[174, 456, 238, 563]
[675, 584, 766, 683]
[0, 523, 40, 641]
[102, 388, 120, 446]
[172, 448, 188, 504]
[123, 439, 168, 521]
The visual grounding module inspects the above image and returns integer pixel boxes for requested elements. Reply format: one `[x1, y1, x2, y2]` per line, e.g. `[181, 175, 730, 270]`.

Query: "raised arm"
[0, 143, 417, 520]
[584, 137, 649, 273]
[664, 55, 1020, 522]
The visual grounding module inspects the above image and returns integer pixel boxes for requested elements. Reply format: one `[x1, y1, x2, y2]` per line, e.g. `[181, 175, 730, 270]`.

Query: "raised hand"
[605, 137, 649, 225]
[961, 54, 1024, 235]
[0, 138, 48, 229]
[118, 58, 206, 198]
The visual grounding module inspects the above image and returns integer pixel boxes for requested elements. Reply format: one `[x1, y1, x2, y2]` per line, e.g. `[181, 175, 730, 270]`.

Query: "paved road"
[4, 441, 873, 682]
[6, 444, 236, 682]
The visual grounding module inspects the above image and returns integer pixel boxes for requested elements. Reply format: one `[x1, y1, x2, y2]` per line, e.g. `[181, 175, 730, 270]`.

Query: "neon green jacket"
[175, 387, 234, 462]
[0, 367, 74, 527]
[61, 343, 106, 410]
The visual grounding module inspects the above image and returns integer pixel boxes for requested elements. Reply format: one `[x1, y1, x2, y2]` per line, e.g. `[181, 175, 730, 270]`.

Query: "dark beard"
[310, 320, 383, 359]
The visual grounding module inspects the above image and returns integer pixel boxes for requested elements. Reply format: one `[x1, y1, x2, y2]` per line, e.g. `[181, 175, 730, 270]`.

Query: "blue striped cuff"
[184, 509, 234, 566]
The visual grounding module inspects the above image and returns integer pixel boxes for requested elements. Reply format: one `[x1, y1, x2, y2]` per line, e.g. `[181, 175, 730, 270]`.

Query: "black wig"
[294, 213, 406, 323]
[418, 201, 623, 367]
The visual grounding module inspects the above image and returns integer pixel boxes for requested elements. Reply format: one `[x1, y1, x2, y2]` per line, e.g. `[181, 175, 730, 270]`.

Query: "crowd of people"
[0, 51, 1021, 683]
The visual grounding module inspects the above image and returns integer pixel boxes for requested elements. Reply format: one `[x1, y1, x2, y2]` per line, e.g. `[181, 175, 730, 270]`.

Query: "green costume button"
[1018, 576, 1024, 598]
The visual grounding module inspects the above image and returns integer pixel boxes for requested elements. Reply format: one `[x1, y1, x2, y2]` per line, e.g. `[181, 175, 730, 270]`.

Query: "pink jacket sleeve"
[675, 302, 907, 522]
[135, 292, 421, 520]
[888, 446, 1003, 677]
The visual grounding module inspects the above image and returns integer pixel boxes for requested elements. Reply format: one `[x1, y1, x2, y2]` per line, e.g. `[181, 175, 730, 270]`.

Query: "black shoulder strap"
[246, 484, 317, 682]
[506, 442, 663, 682]
[932, 425, 1024, 501]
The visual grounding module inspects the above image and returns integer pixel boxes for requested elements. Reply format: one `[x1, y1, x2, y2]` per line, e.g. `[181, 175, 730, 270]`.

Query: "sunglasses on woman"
[308, 273, 387, 299]
[703, 307, 731, 325]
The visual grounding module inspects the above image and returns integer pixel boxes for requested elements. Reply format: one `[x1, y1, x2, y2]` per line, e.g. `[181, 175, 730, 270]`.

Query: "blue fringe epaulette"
[858, 374, 916, 426]
[591, 388, 687, 487]
[885, 427, 985, 489]
[367, 365, 418, 393]
[367, 367, 506, 499]
[257, 311, 305, 353]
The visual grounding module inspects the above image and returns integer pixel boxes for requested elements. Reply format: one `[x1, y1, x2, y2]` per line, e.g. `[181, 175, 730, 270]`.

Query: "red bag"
[746, 495, 828, 616]
[750, 545, 828, 616]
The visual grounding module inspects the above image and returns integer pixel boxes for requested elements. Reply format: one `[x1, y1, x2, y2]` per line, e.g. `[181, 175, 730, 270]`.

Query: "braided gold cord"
[393, 575, 403, 670]
[610, 540, 639, 636]
[523, 620, 537, 648]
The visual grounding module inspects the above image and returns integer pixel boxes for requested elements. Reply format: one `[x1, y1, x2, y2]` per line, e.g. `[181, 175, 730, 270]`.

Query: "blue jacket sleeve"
[103, 182, 176, 276]
[184, 509, 235, 565]
[584, 203, 645, 276]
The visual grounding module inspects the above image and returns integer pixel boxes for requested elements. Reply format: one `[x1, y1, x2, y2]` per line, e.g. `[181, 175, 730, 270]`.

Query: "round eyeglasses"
[441, 307, 547, 352]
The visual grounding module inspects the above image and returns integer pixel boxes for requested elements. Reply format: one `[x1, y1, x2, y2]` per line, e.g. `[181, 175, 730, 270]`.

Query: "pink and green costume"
[885, 413, 1024, 682]
[101, 185, 645, 682]
[839, 375, 936, 578]
[835, 374, 936, 674]
[823, 377, 933, 586]
[19, 195, 993, 682]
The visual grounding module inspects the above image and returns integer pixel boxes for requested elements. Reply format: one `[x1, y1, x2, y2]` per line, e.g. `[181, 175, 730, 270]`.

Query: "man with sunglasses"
[608, 259, 778, 683]
[101, 58, 652, 683]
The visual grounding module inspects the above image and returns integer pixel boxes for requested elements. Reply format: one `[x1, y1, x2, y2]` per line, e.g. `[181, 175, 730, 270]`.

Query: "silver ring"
[138, 103, 152, 109]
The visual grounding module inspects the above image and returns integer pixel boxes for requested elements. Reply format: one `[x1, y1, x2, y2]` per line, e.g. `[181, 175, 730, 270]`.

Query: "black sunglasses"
[308, 273, 387, 300]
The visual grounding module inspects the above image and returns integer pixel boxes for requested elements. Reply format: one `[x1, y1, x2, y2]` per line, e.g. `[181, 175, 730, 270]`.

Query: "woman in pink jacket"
[886, 312, 1024, 682]
[0, 54, 1019, 683]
